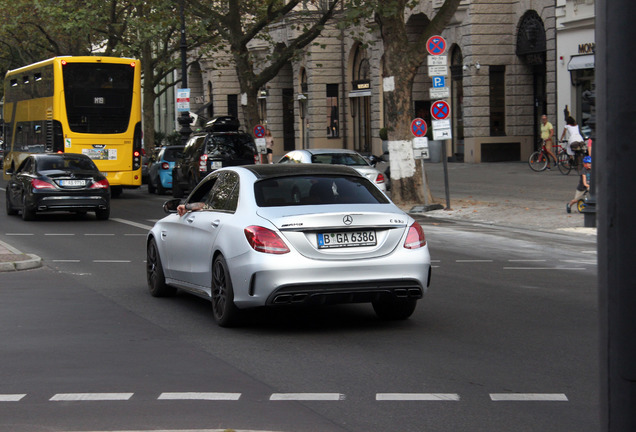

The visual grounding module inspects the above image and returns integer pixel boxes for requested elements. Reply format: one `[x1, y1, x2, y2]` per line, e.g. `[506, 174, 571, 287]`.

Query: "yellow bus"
[2, 56, 143, 196]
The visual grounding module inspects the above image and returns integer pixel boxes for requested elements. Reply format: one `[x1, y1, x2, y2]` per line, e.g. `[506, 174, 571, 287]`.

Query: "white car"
[146, 164, 431, 327]
[278, 148, 388, 192]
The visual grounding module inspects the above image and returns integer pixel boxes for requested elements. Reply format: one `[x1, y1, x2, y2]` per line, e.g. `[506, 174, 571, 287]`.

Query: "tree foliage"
[188, 0, 340, 131]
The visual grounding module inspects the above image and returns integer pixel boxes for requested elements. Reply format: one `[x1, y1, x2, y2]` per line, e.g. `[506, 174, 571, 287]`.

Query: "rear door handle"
[211, 219, 220, 228]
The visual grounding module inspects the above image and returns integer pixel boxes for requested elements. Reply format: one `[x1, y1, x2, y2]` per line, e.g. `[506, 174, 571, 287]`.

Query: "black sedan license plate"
[317, 231, 376, 249]
[59, 179, 87, 187]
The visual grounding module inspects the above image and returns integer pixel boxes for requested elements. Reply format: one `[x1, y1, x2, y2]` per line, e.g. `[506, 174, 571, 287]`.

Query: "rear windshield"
[255, 175, 389, 207]
[207, 134, 255, 159]
[163, 148, 183, 162]
[62, 63, 134, 134]
[37, 155, 98, 172]
[310, 152, 368, 166]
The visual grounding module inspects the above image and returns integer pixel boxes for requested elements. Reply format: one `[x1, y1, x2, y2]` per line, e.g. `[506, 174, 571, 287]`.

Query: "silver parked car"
[146, 164, 431, 327]
[278, 148, 388, 192]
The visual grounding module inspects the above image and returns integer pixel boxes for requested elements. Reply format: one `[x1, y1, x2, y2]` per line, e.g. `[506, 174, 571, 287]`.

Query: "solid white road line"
[111, 218, 154, 231]
[0, 394, 26, 401]
[50, 393, 134, 401]
[456, 259, 493, 263]
[270, 393, 344, 401]
[158, 392, 241, 401]
[503, 267, 586, 271]
[92, 260, 132, 263]
[376, 393, 460, 401]
[490, 393, 568, 401]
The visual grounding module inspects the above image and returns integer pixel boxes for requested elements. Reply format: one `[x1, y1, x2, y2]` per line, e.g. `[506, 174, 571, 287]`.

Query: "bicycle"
[528, 139, 558, 172]
[557, 140, 587, 175]
[576, 189, 590, 213]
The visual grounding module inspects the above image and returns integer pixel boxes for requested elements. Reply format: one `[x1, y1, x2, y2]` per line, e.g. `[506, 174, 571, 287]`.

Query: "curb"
[0, 240, 43, 272]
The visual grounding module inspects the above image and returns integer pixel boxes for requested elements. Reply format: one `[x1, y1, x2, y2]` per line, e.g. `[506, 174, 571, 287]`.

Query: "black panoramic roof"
[242, 163, 363, 180]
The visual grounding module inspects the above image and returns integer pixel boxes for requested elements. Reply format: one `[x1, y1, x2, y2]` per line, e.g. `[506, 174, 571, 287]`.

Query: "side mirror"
[163, 198, 182, 213]
[5, 166, 14, 176]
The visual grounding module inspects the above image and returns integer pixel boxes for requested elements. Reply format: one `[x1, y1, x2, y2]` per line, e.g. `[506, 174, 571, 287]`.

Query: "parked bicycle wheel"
[528, 151, 548, 172]
[557, 151, 572, 175]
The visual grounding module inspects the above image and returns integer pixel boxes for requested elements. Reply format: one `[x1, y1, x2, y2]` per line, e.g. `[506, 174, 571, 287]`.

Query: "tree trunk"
[379, 18, 432, 206]
[141, 43, 157, 156]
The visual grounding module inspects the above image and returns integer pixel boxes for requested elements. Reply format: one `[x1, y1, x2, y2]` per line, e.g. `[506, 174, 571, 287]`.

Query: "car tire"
[147, 177, 156, 194]
[146, 238, 176, 297]
[372, 297, 417, 320]
[95, 207, 110, 220]
[156, 180, 166, 195]
[6, 191, 18, 216]
[211, 255, 240, 327]
[172, 175, 184, 198]
[21, 195, 35, 221]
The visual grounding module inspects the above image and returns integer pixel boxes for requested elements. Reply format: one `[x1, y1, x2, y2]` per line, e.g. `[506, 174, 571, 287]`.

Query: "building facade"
[555, 0, 595, 139]
[158, 0, 558, 163]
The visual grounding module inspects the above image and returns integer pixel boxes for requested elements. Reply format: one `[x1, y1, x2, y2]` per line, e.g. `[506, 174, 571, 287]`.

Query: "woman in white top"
[560, 116, 585, 156]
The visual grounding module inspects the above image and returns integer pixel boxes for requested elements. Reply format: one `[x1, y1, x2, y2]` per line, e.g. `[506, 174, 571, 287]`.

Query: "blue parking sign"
[432, 76, 445, 88]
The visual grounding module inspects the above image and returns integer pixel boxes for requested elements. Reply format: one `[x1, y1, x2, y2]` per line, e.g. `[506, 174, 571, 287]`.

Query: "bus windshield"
[62, 63, 134, 134]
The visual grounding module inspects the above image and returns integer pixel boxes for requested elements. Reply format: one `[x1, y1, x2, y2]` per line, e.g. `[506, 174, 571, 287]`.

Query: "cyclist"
[566, 155, 592, 213]
[560, 116, 585, 158]
[540, 114, 557, 168]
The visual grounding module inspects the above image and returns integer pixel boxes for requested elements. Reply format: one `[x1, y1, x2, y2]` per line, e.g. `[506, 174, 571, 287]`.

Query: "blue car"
[147, 145, 185, 195]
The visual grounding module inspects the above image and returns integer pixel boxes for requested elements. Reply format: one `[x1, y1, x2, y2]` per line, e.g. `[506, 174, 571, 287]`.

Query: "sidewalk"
[405, 161, 597, 237]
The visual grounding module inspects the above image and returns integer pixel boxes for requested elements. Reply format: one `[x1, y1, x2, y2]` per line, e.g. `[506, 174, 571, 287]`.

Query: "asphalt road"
[0, 182, 598, 432]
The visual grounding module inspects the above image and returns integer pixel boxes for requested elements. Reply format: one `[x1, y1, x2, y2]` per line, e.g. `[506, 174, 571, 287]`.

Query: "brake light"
[244, 226, 290, 254]
[32, 179, 55, 189]
[90, 179, 110, 189]
[199, 154, 207, 172]
[375, 172, 386, 184]
[404, 221, 426, 249]
[161, 162, 170, 170]
[254, 154, 260, 164]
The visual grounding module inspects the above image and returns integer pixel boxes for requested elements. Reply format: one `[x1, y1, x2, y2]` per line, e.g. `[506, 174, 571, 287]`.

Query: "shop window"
[326, 84, 339, 138]
[227, 94, 238, 118]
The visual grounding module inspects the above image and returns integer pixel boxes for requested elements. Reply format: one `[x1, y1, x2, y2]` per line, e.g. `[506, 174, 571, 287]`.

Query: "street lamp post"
[178, 0, 192, 144]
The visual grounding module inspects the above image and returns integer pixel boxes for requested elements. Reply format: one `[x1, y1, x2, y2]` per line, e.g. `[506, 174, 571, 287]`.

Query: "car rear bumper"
[34, 195, 110, 212]
[228, 249, 431, 309]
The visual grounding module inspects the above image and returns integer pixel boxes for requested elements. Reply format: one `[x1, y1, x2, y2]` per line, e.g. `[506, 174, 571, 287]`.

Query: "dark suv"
[172, 116, 258, 198]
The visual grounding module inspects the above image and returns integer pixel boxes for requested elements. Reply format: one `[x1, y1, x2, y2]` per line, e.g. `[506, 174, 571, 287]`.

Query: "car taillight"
[90, 179, 110, 189]
[199, 154, 207, 172]
[403, 221, 426, 249]
[244, 226, 290, 254]
[32, 179, 55, 189]
[161, 162, 170, 170]
[254, 154, 260, 164]
[375, 172, 386, 184]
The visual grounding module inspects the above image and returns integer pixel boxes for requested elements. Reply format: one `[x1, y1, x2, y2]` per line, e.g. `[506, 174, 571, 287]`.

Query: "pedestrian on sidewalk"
[566, 156, 592, 213]
[540, 114, 557, 168]
[265, 129, 274, 164]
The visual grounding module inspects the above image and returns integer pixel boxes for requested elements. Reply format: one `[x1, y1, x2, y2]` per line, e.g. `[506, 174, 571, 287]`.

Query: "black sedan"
[5, 153, 111, 221]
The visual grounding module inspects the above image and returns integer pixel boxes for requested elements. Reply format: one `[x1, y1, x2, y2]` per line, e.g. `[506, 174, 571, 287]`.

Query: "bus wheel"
[111, 186, 123, 198]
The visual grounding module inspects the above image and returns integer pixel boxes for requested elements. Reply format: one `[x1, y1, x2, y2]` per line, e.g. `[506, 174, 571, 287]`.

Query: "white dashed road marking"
[0, 394, 26, 401]
[158, 392, 241, 401]
[270, 393, 345, 401]
[490, 393, 568, 401]
[50, 393, 134, 401]
[376, 393, 460, 401]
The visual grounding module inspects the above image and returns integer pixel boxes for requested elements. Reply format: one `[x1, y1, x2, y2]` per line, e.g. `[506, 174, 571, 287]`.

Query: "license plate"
[59, 179, 87, 187]
[211, 161, 223, 169]
[317, 231, 377, 249]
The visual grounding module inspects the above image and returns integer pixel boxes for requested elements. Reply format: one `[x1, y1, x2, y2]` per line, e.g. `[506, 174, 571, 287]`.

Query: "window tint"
[311, 152, 367, 166]
[206, 171, 239, 212]
[254, 175, 389, 207]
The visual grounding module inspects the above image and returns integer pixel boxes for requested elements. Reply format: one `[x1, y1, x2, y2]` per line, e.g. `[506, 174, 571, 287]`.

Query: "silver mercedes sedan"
[146, 164, 431, 327]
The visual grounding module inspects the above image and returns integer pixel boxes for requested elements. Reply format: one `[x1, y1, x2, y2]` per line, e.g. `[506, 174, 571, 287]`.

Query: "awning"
[348, 90, 371, 98]
[567, 54, 595, 71]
